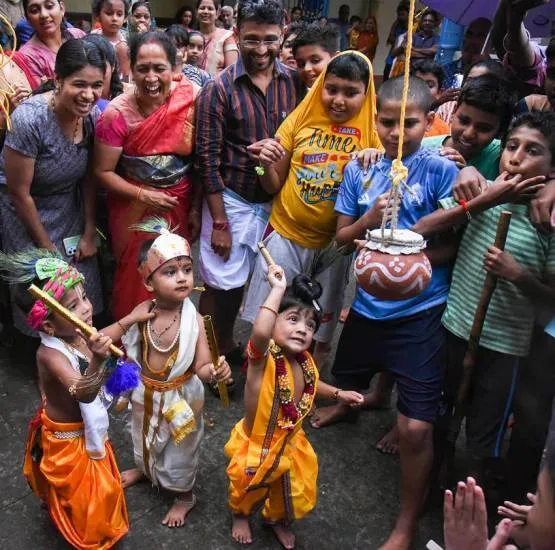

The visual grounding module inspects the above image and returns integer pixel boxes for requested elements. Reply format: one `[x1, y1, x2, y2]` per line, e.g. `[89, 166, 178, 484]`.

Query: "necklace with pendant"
[50, 93, 81, 144]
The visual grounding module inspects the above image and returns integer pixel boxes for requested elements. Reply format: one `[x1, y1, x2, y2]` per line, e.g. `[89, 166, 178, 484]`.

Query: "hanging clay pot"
[354, 228, 432, 301]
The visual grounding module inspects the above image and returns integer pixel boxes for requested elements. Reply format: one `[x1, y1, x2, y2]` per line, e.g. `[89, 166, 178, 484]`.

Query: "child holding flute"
[0, 249, 130, 549]
[108, 217, 232, 528]
[226, 260, 363, 548]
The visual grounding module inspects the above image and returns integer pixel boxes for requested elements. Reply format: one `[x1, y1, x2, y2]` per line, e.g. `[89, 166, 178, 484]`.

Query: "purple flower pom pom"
[105, 359, 140, 395]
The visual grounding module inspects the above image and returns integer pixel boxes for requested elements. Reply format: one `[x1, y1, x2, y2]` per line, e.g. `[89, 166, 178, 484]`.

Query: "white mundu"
[123, 298, 205, 492]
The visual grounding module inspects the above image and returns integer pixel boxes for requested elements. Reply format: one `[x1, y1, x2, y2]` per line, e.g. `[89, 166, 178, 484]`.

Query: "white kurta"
[122, 298, 205, 492]
[39, 333, 112, 459]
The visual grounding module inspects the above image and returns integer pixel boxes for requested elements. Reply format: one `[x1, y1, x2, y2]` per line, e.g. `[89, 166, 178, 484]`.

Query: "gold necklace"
[49, 93, 81, 144]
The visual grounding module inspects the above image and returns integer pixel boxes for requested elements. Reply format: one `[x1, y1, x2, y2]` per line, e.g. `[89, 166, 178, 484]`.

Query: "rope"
[0, 14, 18, 131]
[380, 0, 417, 239]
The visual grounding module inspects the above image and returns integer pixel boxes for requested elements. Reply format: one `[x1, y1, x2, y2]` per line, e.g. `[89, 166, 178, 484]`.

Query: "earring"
[45, 328, 54, 336]
[54, 84, 61, 95]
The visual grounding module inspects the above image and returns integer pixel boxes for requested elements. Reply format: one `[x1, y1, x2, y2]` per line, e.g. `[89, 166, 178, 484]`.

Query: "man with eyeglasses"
[195, 0, 304, 377]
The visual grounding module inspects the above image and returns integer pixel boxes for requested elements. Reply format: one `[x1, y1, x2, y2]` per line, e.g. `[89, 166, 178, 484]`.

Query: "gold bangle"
[260, 305, 278, 316]
[333, 388, 342, 401]
[68, 383, 77, 399]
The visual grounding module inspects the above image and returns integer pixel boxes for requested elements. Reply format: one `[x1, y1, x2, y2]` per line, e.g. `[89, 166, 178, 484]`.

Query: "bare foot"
[121, 468, 145, 488]
[162, 494, 197, 528]
[379, 527, 413, 550]
[310, 404, 351, 429]
[339, 306, 350, 323]
[231, 516, 252, 544]
[376, 425, 399, 455]
[361, 387, 392, 410]
[271, 523, 296, 549]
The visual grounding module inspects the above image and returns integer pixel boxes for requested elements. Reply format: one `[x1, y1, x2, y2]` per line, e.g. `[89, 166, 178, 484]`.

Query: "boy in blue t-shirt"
[311, 76, 459, 550]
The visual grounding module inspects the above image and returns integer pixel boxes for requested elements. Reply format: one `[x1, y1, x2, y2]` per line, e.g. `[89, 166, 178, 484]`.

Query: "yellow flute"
[28, 284, 124, 358]
[257, 242, 282, 279]
[203, 315, 229, 407]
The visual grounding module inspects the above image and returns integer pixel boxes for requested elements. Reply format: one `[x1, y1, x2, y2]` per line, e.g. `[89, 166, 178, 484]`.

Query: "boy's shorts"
[331, 305, 446, 423]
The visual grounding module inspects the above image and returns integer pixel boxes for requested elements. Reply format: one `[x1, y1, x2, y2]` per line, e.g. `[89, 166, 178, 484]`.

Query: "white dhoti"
[123, 298, 205, 492]
[199, 188, 271, 290]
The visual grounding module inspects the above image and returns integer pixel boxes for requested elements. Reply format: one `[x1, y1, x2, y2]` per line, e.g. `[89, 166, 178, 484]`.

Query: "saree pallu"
[23, 409, 128, 550]
[108, 79, 196, 319]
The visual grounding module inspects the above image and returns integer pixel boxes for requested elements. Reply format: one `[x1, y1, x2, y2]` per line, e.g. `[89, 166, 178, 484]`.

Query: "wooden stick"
[258, 242, 282, 279]
[447, 211, 512, 444]
[28, 284, 124, 358]
[203, 315, 229, 407]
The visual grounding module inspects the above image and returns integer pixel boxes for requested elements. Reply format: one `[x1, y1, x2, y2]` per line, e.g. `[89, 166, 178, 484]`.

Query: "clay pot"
[354, 229, 432, 301]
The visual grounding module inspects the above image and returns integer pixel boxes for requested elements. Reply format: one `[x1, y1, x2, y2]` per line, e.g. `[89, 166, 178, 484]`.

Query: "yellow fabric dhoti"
[224, 351, 319, 524]
[23, 409, 129, 550]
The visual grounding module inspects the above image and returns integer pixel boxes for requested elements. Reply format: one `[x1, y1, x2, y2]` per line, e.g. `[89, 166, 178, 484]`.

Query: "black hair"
[82, 34, 124, 99]
[187, 29, 205, 44]
[291, 6, 302, 14]
[292, 23, 338, 56]
[283, 21, 303, 43]
[196, 0, 219, 9]
[129, 31, 177, 68]
[166, 23, 189, 47]
[397, 1, 409, 13]
[175, 4, 195, 25]
[325, 53, 369, 90]
[546, 35, 555, 63]
[23, 0, 73, 41]
[131, 1, 152, 15]
[237, 0, 284, 29]
[456, 73, 517, 135]
[377, 75, 432, 113]
[33, 38, 108, 95]
[92, 0, 130, 17]
[138, 239, 156, 267]
[13, 278, 41, 316]
[421, 9, 439, 22]
[410, 58, 445, 89]
[462, 57, 504, 84]
[278, 274, 323, 331]
[350, 15, 362, 24]
[503, 111, 555, 163]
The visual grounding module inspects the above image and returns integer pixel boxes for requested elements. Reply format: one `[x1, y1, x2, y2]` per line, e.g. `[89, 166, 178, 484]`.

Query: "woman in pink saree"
[94, 32, 201, 320]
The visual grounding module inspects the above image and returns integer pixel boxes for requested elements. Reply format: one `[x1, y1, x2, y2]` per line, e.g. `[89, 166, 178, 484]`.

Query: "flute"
[28, 284, 124, 358]
[203, 315, 229, 407]
[257, 242, 282, 279]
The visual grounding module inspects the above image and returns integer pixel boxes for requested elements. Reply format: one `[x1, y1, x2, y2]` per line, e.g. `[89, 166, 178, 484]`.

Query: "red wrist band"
[213, 221, 230, 231]
[458, 199, 472, 221]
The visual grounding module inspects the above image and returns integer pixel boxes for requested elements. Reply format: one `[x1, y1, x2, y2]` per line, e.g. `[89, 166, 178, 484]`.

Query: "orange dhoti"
[224, 350, 319, 524]
[23, 410, 129, 549]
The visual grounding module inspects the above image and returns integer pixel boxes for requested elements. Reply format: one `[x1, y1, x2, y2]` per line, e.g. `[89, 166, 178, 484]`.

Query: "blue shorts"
[331, 305, 446, 423]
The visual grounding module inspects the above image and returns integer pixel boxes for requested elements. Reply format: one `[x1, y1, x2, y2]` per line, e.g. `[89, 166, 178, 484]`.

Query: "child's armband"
[246, 339, 268, 361]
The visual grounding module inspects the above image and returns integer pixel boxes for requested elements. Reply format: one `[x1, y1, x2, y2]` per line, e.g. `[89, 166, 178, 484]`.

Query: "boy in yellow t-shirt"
[241, 51, 381, 366]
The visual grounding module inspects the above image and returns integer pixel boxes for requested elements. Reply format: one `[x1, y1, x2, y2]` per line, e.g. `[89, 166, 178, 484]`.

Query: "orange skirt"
[23, 409, 129, 549]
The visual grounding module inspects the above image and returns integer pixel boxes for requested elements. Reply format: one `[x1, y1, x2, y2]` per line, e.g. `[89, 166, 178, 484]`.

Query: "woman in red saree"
[94, 32, 201, 320]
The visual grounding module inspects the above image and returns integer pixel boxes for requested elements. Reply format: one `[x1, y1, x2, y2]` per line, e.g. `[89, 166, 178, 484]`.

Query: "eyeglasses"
[240, 38, 281, 48]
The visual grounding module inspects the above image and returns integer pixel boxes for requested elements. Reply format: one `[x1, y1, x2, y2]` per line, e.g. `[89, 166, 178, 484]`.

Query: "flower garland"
[270, 342, 315, 431]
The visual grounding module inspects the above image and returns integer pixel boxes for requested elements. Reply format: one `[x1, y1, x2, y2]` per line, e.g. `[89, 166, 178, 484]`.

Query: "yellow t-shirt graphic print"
[270, 121, 362, 249]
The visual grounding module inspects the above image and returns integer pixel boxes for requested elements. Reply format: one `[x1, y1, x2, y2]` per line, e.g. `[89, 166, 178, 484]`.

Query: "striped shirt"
[195, 57, 304, 204]
[440, 193, 555, 357]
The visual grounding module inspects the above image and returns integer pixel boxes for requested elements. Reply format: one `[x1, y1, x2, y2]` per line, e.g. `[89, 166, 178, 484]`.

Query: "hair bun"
[291, 274, 323, 303]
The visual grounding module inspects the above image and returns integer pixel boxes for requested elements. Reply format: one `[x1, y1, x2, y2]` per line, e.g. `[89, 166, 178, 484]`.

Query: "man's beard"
[241, 49, 278, 74]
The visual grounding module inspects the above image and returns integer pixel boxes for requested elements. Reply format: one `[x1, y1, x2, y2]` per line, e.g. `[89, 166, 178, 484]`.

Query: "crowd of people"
[0, 0, 554, 549]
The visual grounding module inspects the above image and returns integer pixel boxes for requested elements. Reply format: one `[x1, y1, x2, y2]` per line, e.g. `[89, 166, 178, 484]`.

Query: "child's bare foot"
[121, 468, 145, 488]
[310, 404, 352, 428]
[376, 425, 400, 455]
[271, 523, 295, 549]
[378, 527, 413, 550]
[361, 387, 392, 410]
[231, 516, 252, 544]
[162, 493, 196, 528]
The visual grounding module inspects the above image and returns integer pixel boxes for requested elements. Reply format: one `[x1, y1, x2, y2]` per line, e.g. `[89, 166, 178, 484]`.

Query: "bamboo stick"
[203, 315, 229, 407]
[258, 242, 282, 279]
[28, 284, 124, 358]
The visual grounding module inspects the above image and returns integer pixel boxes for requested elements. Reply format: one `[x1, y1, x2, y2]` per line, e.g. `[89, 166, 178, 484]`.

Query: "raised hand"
[128, 299, 156, 324]
[453, 166, 488, 202]
[486, 171, 546, 205]
[440, 146, 466, 169]
[86, 331, 113, 361]
[267, 264, 286, 290]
